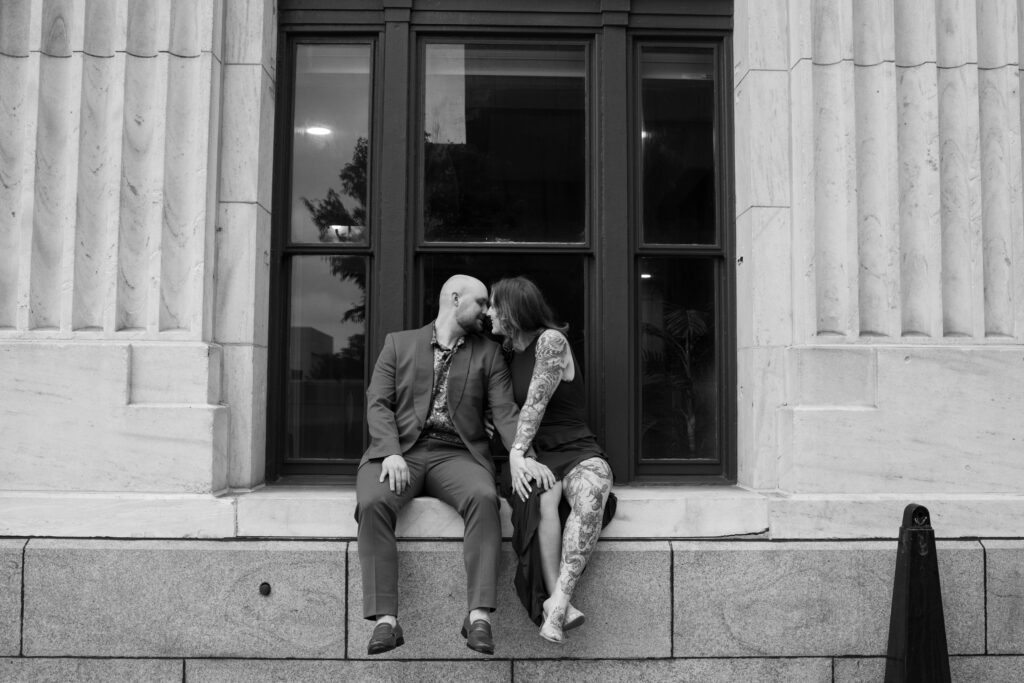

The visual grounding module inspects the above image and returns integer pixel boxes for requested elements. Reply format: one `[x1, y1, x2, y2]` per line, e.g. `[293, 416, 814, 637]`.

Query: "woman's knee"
[538, 482, 563, 514]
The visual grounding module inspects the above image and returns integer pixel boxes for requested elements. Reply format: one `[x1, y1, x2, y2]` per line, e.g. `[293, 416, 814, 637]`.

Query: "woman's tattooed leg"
[540, 458, 612, 642]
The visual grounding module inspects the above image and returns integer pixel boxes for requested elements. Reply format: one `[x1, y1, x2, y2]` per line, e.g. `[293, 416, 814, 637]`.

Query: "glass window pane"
[291, 44, 371, 245]
[638, 257, 718, 460]
[286, 256, 367, 461]
[423, 44, 586, 243]
[419, 254, 586, 364]
[640, 47, 716, 245]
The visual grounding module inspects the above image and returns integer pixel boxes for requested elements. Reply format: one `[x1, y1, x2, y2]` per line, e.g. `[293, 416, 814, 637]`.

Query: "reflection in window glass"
[640, 47, 716, 245]
[638, 257, 718, 460]
[287, 256, 367, 461]
[423, 43, 586, 243]
[420, 254, 586, 365]
[291, 44, 371, 244]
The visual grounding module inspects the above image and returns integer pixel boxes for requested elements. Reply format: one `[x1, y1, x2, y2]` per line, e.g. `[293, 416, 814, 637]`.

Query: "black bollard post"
[884, 503, 951, 683]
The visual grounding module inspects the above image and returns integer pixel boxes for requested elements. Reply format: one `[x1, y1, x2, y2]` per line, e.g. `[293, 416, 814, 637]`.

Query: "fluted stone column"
[737, 0, 1024, 536]
[0, 0, 275, 535]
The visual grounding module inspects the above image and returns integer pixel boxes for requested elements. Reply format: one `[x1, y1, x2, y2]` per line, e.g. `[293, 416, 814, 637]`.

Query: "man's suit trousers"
[355, 438, 501, 620]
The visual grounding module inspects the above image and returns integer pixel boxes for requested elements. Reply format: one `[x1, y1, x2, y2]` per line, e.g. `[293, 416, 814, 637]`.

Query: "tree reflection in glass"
[291, 44, 371, 245]
[423, 43, 586, 243]
[286, 43, 372, 461]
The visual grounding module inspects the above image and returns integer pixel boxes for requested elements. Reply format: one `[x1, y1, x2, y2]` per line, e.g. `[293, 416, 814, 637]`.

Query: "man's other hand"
[379, 454, 410, 494]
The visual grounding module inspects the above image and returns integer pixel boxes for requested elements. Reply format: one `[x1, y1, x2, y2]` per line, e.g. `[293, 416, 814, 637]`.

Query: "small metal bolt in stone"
[259, 582, 271, 596]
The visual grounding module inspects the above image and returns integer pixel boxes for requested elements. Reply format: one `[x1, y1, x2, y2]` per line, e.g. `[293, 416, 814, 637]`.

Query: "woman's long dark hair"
[490, 277, 568, 345]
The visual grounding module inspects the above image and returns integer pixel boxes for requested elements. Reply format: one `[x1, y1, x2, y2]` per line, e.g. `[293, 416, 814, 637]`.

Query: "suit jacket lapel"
[413, 323, 434, 423]
[447, 334, 472, 414]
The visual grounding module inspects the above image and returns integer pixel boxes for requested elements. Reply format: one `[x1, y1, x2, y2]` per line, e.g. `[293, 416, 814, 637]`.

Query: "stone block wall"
[0, 538, 1022, 681]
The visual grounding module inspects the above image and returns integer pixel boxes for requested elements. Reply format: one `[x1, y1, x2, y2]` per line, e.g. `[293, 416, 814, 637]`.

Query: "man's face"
[454, 285, 490, 333]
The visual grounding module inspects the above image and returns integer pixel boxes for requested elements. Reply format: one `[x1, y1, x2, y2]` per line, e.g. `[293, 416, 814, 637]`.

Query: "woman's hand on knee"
[526, 459, 556, 491]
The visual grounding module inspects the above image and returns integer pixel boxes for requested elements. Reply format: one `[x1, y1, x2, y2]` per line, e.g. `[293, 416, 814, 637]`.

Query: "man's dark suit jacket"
[362, 323, 522, 475]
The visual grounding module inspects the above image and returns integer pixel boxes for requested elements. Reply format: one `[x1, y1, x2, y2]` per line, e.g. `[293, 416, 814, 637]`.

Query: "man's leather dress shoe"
[367, 622, 404, 655]
[460, 616, 495, 654]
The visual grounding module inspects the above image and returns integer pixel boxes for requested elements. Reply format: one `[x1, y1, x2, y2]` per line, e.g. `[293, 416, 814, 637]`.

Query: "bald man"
[356, 275, 528, 655]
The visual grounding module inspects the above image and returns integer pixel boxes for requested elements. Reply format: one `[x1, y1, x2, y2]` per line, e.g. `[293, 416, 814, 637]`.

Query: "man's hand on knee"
[379, 454, 410, 494]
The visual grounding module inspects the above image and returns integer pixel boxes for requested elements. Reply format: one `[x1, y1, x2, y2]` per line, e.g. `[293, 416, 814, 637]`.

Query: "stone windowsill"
[2, 487, 1022, 539]
[234, 485, 771, 539]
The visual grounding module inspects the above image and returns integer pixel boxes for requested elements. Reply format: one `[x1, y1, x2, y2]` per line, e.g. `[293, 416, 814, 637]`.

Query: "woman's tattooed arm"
[512, 330, 569, 451]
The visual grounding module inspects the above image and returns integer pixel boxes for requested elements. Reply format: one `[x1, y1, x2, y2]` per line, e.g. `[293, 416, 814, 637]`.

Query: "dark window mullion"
[597, 25, 632, 483]
[376, 19, 412, 337]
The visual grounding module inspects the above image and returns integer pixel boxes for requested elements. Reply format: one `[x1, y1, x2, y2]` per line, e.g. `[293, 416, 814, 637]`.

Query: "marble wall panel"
[125, 0, 171, 58]
[736, 346, 786, 490]
[768, 494, 1024, 539]
[787, 346, 875, 406]
[977, 0, 1018, 69]
[23, 540, 346, 657]
[751, 208, 794, 346]
[214, 202, 270, 346]
[0, 1, 32, 57]
[811, 0, 853, 65]
[785, 347, 1024, 494]
[673, 541, 983, 657]
[852, 0, 894, 66]
[0, 540, 25, 656]
[224, 0, 276, 76]
[734, 70, 790, 211]
[0, 51, 35, 328]
[82, 0, 128, 57]
[938, 63, 983, 337]
[129, 342, 221, 404]
[219, 62, 274, 208]
[0, 658, 181, 683]
[39, 0, 84, 57]
[787, 0, 812, 66]
[347, 542, 671, 660]
[979, 64, 1022, 337]
[734, 0, 789, 80]
[31, 50, 82, 330]
[894, 0, 936, 66]
[223, 343, 267, 489]
[789, 57, 817, 341]
[812, 58, 857, 336]
[855, 60, 900, 337]
[896, 63, 942, 337]
[117, 51, 168, 331]
[985, 540, 1024, 654]
[735, 209, 753, 349]
[161, 52, 214, 334]
[0, 342, 228, 493]
[73, 51, 124, 331]
[935, 0, 977, 68]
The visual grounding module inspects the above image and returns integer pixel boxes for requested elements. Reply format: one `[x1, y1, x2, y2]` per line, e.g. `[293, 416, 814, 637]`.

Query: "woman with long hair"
[487, 276, 615, 644]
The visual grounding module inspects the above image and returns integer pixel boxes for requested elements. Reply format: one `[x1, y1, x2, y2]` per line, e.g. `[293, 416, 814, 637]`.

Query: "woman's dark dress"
[503, 333, 616, 626]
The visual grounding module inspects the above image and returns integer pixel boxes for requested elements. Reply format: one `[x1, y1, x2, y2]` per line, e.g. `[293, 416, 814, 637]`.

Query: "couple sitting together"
[356, 274, 616, 655]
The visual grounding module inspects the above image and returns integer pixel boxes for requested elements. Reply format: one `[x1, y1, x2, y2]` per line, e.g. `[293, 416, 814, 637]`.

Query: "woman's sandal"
[563, 604, 585, 631]
[540, 603, 584, 643]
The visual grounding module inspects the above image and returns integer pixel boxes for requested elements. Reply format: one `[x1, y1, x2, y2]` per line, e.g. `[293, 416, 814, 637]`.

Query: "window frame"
[267, 30, 384, 480]
[627, 34, 736, 481]
[269, 2, 735, 484]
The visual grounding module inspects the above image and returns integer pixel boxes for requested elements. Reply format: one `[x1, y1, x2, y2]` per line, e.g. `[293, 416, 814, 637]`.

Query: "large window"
[271, 1, 734, 482]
